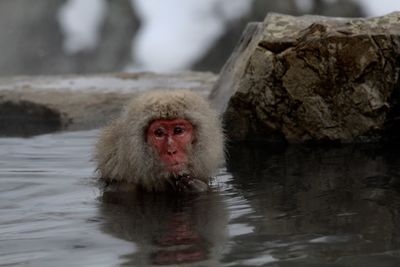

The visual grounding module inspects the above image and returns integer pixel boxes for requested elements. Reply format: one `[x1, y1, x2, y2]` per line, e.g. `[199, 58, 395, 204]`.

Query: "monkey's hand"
[174, 175, 209, 193]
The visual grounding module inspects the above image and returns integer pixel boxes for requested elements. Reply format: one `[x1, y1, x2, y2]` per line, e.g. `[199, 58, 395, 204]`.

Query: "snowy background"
[1, 0, 400, 75]
[58, 0, 400, 72]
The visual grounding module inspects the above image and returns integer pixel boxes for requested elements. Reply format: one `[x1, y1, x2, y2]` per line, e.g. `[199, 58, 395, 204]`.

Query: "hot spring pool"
[1, 130, 400, 266]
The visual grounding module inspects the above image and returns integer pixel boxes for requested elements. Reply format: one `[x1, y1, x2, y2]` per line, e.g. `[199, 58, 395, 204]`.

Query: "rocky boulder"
[211, 12, 400, 143]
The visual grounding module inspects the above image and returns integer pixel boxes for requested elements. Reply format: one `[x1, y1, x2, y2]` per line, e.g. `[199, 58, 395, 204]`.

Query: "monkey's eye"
[154, 128, 164, 137]
[174, 126, 185, 135]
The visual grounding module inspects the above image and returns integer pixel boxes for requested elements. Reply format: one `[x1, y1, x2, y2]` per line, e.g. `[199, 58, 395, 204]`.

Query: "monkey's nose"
[167, 149, 177, 155]
[166, 137, 177, 155]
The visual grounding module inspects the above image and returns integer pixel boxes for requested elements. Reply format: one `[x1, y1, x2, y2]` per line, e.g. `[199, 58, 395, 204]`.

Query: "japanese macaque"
[94, 90, 224, 192]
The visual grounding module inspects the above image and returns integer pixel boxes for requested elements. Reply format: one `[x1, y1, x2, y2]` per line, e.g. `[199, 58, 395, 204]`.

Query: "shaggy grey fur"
[94, 90, 224, 192]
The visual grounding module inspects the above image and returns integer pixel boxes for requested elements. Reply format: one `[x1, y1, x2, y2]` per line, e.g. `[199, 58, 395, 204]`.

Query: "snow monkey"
[94, 90, 224, 193]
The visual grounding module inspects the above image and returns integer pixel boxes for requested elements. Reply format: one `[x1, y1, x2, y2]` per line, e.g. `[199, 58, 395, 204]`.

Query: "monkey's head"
[146, 118, 194, 175]
[95, 90, 224, 192]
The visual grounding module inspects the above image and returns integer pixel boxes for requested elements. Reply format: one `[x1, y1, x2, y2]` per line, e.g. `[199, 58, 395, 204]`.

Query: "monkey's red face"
[147, 119, 194, 174]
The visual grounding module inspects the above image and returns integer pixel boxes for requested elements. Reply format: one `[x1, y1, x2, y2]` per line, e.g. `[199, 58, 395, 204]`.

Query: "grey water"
[1, 130, 400, 267]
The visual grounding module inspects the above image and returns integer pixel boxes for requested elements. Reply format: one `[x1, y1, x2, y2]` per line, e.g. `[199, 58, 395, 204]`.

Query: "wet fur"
[94, 90, 224, 192]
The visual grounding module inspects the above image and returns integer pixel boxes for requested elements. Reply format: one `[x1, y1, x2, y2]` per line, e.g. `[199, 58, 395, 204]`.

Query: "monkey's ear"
[142, 128, 149, 143]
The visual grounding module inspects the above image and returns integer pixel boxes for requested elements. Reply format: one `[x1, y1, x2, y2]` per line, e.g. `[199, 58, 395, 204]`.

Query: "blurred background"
[0, 0, 399, 76]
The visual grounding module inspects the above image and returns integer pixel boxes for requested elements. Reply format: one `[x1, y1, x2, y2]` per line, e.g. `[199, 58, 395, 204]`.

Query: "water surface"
[1, 131, 400, 266]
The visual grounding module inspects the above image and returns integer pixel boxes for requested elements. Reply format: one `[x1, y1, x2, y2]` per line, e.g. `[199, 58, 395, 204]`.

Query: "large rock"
[0, 72, 216, 137]
[211, 12, 400, 143]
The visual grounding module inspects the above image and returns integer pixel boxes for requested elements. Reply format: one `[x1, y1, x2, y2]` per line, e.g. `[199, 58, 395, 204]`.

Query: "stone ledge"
[0, 72, 217, 137]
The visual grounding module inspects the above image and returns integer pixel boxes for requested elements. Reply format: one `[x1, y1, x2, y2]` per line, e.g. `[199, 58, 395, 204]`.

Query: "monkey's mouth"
[164, 162, 187, 174]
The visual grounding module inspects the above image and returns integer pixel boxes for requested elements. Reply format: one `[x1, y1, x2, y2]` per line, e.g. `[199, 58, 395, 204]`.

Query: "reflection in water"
[99, 191, 228, 266]
[225, 143, 400, 266]
[2, 130, 400, 266]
